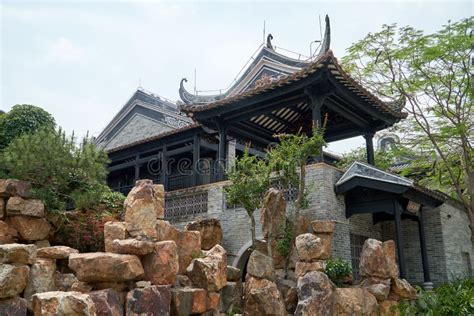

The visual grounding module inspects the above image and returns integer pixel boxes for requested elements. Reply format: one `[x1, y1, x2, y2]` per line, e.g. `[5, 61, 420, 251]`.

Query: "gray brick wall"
[164, 163, 473, 284]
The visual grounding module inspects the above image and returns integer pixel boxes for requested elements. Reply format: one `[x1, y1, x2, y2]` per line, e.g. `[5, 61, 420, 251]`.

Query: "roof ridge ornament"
[266, 34, 274, 50]
[319, 15, 331, 55]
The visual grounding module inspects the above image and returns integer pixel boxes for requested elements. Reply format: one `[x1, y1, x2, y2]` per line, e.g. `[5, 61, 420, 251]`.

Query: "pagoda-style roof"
[177, 49, 406, 146]
[178, 14, 333, 106]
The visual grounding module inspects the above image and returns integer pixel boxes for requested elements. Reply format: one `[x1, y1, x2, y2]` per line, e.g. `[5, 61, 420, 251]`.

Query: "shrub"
[325, 257, 352, 286]
[276, 219, 293, 258]
[0, 128, 110, 211]
[0, 104, 55, 150]
[397, 276, 474, 315]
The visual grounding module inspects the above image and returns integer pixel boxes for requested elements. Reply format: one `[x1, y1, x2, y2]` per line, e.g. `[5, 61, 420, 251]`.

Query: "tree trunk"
[249, 212, 257, 248]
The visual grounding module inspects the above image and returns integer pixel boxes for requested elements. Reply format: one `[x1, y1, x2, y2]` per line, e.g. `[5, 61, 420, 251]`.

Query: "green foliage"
[325, 258, 352, 287]
[226, 148, 270, 214]
[0, 128, 110, 211]
[341, 18, 473, 227]
[0, 104, 55, 150]
[225, 147, 270, 246]
[268, 127, 326, 190]
[397, 276, 474, 315]
[276, 219, 294, 258]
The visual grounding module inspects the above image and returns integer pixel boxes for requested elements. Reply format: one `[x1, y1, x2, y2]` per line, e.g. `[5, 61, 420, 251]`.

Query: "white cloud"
[46, 37, 85, 64]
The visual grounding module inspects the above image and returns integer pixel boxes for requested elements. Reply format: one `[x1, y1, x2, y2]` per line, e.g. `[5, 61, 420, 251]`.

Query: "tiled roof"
[106, 123, 201, 154]
[179, 51, 407, 120]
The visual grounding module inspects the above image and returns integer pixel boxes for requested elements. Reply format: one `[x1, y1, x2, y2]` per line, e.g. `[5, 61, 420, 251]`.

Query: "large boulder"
[295, 233, 331, 262]
[379, 300, 400, 316]
[227, 265, 241, 282]
[260, 188, 286, 239]
[243, 275, 286, 316]
[383, 240, 399, 278]
[0, 179, 30, 198]
[246, 250, 274, 281]
[171, 288, 207, 316]
[295, 271, 335, 316]
[276, 277, 298, 313]
[311, 220, 335, 234]
[219, 281, 243, 314]
[176, 230, 201, 274]
[185, 218, 223, 250]
[32, 291, 96, 316]
[8, 216, 51, 241]
[54, 272, 78, 292]
[0, 221, 18, 244]
[89, 289, 124, 316]
[24, 258, 56, 307]
[37, 246, 78, 260]
[6, 197, 44, 218]
[0, 243, 36, 264]
[295, 261, 326, 278]
[0, 198, 4, 219]
[360, 239, 398, 279]
[104, 221, 128, 253]
[186, 244, 227, 291]
[155, 220, 179, 241]
[126, 286, 171, 316]
[112, 238, 155, 256]
[124, 180, 163, 238]
[0, 264, 29, 298]
[255, 238, 286, 269]
[359, 277, 391, 301]
[69, 252, 144, 283]
[0, 296, 27, 316]
[391, 278, 417, 300]
[142, 240, 179, 285]
[333, 288, 378, 315]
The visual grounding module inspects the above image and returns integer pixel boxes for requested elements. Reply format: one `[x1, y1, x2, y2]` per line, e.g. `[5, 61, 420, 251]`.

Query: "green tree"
[225, 148, 270, 247]
[0, 104, 56, 150]
[342, 18, 473, 239]
[267, 127, 326, 272]
[0, 128, 109, 211]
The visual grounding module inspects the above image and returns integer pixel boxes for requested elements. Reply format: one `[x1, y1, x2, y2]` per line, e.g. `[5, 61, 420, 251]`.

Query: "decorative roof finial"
[266, 34, 274, 50]
[318, 15, 331, 55]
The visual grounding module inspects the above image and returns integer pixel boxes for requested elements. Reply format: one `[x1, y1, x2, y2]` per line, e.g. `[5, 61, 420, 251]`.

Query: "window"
[350, 233, 368, 280]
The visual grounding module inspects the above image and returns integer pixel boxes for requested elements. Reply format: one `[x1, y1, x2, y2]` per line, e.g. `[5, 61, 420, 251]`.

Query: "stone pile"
[294, 220, 335, 279]
[358, 238, 417, 312]
[0, 179, 51, 246]
[0, 178, 235, 315]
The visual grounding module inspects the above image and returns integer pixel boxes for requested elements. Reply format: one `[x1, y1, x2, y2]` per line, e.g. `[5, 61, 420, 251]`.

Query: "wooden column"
[418, 208, 431, 282]
[162, 146, 168, 190]
[134, 153, 140, 182]
[193, 135, 201, 186]
[394, 200, 407, 279]
[364, 132, 375, 166]
[217, 123, 227, 181]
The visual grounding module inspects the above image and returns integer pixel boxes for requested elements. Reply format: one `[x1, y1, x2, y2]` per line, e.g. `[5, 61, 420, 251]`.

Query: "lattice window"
[271, 179, 298, 202]
[165, 191, 208, 220]
[350, 233, 368, 281]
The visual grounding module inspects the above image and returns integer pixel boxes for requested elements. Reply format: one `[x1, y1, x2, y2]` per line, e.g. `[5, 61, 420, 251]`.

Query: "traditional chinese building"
[97, 16, 473, 287]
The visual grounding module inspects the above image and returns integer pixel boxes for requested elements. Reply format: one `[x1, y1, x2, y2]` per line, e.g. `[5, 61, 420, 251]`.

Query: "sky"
[1, 0, 471, 154]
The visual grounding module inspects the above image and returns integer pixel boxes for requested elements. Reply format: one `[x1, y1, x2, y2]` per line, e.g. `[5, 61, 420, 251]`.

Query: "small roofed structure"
[336, 161, 446, 284]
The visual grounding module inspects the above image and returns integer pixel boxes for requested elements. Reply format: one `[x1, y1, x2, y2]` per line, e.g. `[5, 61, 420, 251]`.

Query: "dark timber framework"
[336, 162, 446, 281]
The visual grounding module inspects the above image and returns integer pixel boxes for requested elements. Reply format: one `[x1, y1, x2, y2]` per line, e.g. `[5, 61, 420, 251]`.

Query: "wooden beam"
[223, 95, 307, 123]
[193, 135, 200, 186]
[195, 71, 325, 120]
[418, 207, 431, 282]
[394, 200, 407, 279]
[364, 132, 375, 165]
